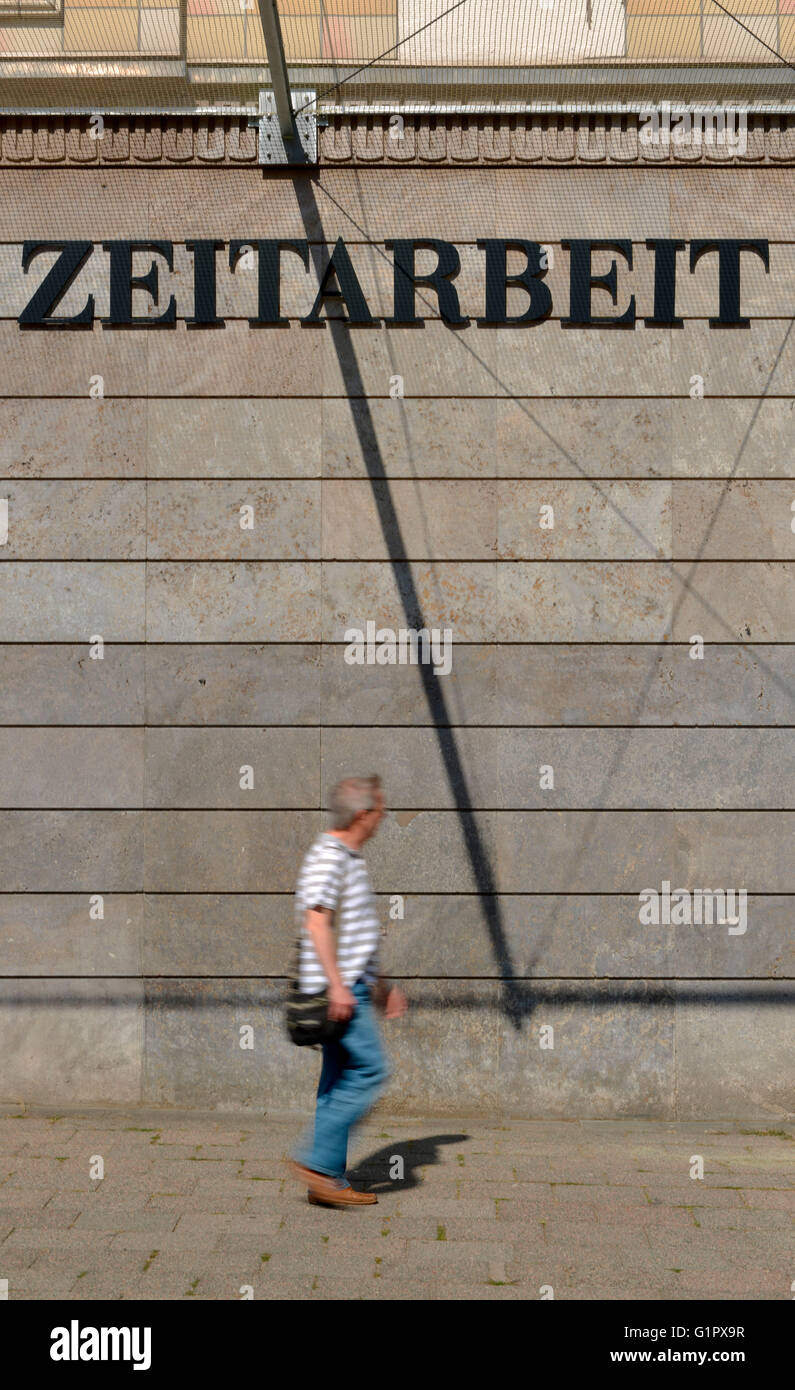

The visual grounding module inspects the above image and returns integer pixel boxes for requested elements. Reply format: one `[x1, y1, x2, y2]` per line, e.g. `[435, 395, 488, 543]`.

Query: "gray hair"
[328, 775, 382, 830]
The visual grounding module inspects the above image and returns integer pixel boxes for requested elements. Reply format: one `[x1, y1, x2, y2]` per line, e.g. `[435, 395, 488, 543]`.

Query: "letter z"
[19, 242, 95, 326]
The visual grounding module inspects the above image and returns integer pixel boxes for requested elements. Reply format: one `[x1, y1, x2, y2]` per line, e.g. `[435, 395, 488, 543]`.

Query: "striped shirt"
[295, 832, 381, 994]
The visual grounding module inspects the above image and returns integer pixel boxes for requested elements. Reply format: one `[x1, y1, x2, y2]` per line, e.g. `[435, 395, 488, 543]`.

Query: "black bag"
[285, 969, 349, 1048]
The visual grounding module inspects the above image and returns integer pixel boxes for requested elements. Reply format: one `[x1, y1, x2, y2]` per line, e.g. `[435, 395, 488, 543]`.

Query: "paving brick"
[175, 1213, 284, 1236]
[386, 1195, 513, 1220]
[4, 1264, 82, 1296]
[0, 1186, 56, 1210]
[644, 1185, 748, 1208]
[73, 1209, 180, 1233]
[377, 1216, 504, 1242]
[692, 1206, 786, 1231]
[3, 1228, 115, 1250]
[147, 1193, 250, 1215]
[401, 1239, 513, 1271]
[108, 1229, 221, 1252]
[737, 1189, 795, 1211]
[0, 1209, 79, 1231]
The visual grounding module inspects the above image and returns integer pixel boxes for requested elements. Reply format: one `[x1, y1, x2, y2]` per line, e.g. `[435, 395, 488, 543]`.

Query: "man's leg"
[291, 1040, 345, 1177]
[293, 980, 390, 1180]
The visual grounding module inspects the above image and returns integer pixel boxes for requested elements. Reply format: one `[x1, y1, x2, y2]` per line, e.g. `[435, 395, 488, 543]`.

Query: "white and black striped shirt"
[295, 832, 381, 994]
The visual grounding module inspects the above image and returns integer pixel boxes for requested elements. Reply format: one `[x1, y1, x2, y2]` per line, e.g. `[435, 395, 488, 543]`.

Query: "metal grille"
[0, 1, 792, 115]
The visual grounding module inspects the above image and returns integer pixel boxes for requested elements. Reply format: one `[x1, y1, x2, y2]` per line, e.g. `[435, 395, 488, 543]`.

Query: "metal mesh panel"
[0, 1, 792, 115]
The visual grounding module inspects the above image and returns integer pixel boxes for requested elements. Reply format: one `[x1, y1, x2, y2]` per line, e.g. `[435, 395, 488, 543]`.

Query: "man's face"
[360, 791, 385, 842]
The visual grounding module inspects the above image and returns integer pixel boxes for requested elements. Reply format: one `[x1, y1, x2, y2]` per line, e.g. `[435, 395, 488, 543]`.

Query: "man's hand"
[327, 981, 356, 1021]
[384, 985, 408, 1020]
[371, 977, 388, 1010]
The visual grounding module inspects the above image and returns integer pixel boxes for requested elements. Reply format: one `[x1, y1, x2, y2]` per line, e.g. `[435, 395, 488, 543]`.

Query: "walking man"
[288, 774, 408, 1207]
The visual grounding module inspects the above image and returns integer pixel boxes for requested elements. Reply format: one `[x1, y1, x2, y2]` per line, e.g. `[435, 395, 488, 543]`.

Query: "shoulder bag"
[285, 852, 351, 1048]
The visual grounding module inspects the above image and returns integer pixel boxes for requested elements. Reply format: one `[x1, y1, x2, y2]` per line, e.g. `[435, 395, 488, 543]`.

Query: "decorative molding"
[0, 112, 792, 165]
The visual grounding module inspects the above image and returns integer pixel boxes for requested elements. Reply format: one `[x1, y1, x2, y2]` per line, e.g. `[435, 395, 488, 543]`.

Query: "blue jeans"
[292, 978, 391, 1180]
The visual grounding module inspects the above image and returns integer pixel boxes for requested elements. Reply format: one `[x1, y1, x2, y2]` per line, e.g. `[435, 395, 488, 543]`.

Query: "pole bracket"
[249, 88, 318, 166]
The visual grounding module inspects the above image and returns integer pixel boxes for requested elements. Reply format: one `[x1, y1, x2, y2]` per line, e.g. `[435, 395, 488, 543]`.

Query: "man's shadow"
[347, 1133, 469, 1194]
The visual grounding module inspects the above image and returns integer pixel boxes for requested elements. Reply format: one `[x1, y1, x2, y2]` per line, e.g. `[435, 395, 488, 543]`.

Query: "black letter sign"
[231, 240, 309, 325]
[476, 240, 553, 325]
[562, 240, 636, 328]
[689, 240, 769, 326]
[387, 239, 467, 325]
[19, 242, 95, 327]
[302, 239, 375, 325]
[186, 240, 224, 326]
[102, 241, 176, 327]
[644, 240, 686, 327]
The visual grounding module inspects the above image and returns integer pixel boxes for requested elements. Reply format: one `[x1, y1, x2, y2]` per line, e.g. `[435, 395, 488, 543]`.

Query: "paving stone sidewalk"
[0, 1103, 792, 1300]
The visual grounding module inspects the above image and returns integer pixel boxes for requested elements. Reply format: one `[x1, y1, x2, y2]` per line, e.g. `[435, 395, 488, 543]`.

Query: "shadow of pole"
[293, 173, 522, 1030]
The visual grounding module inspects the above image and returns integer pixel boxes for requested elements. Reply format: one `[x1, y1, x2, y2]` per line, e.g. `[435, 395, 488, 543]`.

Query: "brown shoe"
[286, 1158, 322, 1188]
[286, 1159, 376, 1206]
[308, 1187, 377, 1207]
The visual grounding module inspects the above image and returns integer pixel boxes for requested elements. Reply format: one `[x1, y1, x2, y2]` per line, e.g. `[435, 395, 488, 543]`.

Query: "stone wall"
[0, 146, 792, 1116]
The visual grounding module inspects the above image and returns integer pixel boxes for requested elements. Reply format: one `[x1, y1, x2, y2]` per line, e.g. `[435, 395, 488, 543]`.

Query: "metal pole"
[257, 0, 294, 139]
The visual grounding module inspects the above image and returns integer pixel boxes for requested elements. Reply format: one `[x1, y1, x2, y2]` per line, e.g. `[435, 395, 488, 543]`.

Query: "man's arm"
[372, 975, 408, 1019]
[304, 907, 355, 1021]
